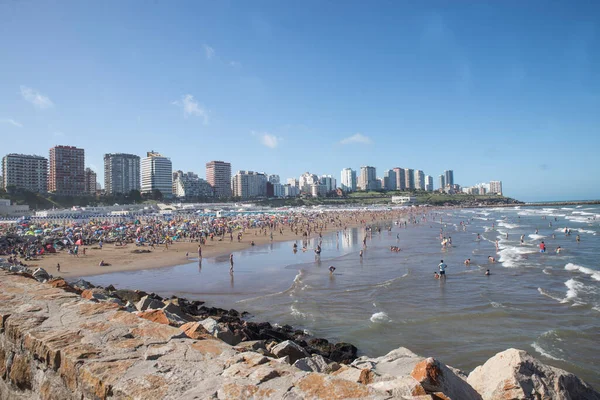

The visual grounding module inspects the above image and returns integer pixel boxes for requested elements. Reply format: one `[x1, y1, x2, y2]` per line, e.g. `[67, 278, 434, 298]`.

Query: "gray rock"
[136, 295, 165, 311]
[351, 346, 424, 378]
[200, 318, 218, 335]
[32, 268, 51, 282]
[71, 278, 94, 290]
[293, 355, 330, 373]
[234, 340, 266, 352]
[162, 303, 192, 322]
[271, 340, 310, 364]
[467, 348, 600, 400]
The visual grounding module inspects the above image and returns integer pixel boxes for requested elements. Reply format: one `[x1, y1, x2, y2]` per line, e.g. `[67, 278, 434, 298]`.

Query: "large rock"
[179, 322, 213, 340]
[411, 357, 481, 400]
[271, 340, 310, 364]
[137, 309, 188, 327]
[32, 268, 51, 282]
[114, 289, 145, 304]
[135, 295, 165, 311]
[162, 302, 192, 322]
[200, 317, 219, 335]
[467, 348, 600, 400]
[294, 354, 331, 373]
[352, 346, 424, 378]
[71, 278, 95, 290]
[329, 342, 358, 364]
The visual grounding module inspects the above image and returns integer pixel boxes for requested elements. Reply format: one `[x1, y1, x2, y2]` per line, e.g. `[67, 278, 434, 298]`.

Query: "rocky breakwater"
[0, 266, 598, 399]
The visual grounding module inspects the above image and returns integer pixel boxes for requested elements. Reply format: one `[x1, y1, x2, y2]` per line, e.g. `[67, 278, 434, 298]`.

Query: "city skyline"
[1, 1, 598, 202]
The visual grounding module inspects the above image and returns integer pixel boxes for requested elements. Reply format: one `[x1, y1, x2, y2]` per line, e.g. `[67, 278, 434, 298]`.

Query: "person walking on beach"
[438, 260, 447, 278]
[229, 254, 234, 273]
[197, 245, 202, 259]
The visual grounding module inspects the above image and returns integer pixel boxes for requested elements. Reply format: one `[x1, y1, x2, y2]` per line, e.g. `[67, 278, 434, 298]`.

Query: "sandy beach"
[24, 211, 403, 278]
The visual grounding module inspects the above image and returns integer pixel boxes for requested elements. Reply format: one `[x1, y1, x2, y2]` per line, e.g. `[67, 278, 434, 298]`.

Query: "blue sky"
[1, 1, 598, 202]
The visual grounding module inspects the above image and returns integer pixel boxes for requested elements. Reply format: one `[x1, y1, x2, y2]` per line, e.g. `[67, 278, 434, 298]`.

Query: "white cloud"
[260, 133, 280, 148]
[340, 133, 372, 145]
[172, 94, 209, 124]
[203, 44, 215, 60]
[0, 118, 23, 128]
[20, 86, 54, 109]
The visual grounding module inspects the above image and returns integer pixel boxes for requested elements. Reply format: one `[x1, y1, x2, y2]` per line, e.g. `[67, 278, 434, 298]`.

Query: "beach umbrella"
[75, 239, 83, 245]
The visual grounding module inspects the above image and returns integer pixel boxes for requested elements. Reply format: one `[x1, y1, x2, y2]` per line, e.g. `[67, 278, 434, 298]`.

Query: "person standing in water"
[438, 260, 447, 278]
[229, 254, 234, 273]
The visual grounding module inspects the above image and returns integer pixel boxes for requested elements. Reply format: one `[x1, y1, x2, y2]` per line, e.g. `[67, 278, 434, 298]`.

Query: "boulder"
[137, 309, 188, 327]
[135, 295, 165, 312]
[162, 303, 192, 322]
[411, 357, 481, 400]
[71, 278, 95, 290]
[199, 318, 219, 335]
[352, 346, 424, 378]
[467, 348, 600, 400]
[48, 278, 82, 294]
[32, 267, 51, 282]
[214, 325, 242, 346]
[294, 354, 331, 373]
[329, 342, 358, 364]
[81, 288, 109, 302]
[307, 338, 333, 357]
[114, 289, 145, 304]
[180, 322, 213, 340]
[271, 340, 310, 364]
[233, 340, 267, 352]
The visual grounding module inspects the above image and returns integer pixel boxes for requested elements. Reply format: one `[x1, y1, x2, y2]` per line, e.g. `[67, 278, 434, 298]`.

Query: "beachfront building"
[391, 196, 416, 205]
[268, 174, 280, 184]
[231, 171, 267, 199]
[103, 153, 140, 195]
[287, 178, 299, 189]
[1, 153, 48, 193]
[490, 180, 503, 195]
[439, 175, 445, 191]
[206, 161, 232, 198]
[173, 170, 213, 198]
[425, 175, 434, 191]
[340, 168, 357, 192]
[358, 166, 377, 191]
[404, 168, 415, 190]
[320, 175, 336, 193]
[310, 183, 328, 197]
[415, 170, 425, 190]
[48, 145, 85, 196]
[383, 169, 397, 191]
[392, 167, 406, 191]
[299, 172, 319, 193]
[84, 168, 97, 196]
[283, 184, 300, 197]
[141, 151, 173, 197]
[444, 170, 454, 187]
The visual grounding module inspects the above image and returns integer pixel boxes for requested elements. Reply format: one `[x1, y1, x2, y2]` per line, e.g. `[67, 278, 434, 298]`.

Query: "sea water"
[86, 205, 600, 388]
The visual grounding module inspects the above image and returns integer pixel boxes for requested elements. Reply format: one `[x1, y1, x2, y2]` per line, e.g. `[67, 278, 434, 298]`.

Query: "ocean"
[86, 205, 600, 388]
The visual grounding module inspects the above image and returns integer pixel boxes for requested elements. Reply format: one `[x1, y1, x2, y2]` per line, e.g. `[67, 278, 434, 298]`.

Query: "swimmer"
[488, 256, 496, 263]
[556, 246, 562, 254]
[464, 258, 471, 265]
[485, 269, 491, 276]
[520, 234, 525, 245]
[329, 266, 336, 274]
[434, 272, 440, 279]
[576, 235, 580, 243]
[359, 250, 363, 257]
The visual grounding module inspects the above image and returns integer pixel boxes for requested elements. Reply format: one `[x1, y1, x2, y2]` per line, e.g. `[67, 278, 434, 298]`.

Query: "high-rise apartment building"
[490, 180, 503, 195]
[103, 153, 140, 195]
[206, 161, 231, 198]
[299, 172, 319, 193]
[320, 175, 336, 192]
[48, 145, 85, 196]
[340, 168, 357, 192]
[268, 174, 280, 184]
[358, 166, 377, 191]
[425, 175, 434, 191]
[141, 151, 172, 196]
[404, 168, 415, 190]
[84, 168, 97, 195]
[392, 168, 406, 191]
[231, 171, 267, 199]
[444, 170, 454, 187]
[439, 175, 445, 190]
[173, 170, 213, 198]
[2, 154, 48, 193]
[383, 169, 397, 191]
[415, 170, 425, 190]
[287, 178, 299, 188]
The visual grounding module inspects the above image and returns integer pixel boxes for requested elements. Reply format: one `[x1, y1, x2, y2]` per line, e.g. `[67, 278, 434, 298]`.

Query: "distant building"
[358, 166, 377, 191]
[444, 170, 454, 187]
[391, 196, 416, 204]
[299, 172, 319, 193]
[2, 153, 48, 193]
[425, 175, 434, 191]
[404, 168, 415, 190]
[173, 170, 213, 198]
[393, 168, 406, 190]
[415, 170, 425, 190]
[268, 174, 280, 184]
[320, 175, 336, 193]
[439, 175, 445, 190]
[490, 181, 503, 195]
[283, 184, 300, 197]
[383, 169, 397, 191]
[0, 199, 30, 217]
[310, 183, 328, 197]
[49, 145, 85, 196]
[84, 168, 97, 196]
[231, 171, 267, 199]
[340, 168, 357, 192]
[103, 153, 140, 195]
[141, 151, 173, 197]
[206, 161, 232, 198]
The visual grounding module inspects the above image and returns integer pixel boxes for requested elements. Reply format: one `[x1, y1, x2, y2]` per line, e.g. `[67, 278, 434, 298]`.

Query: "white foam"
[490, 302, 503, 308]
[498, 221, 520, 230]
[563, 278, 584, 301]
[565, 263, 600, 281]
[531, 342, 564, 361]
[498, 245, 535, 268]
[542, 268, 552, 275]
[370, 311, 392, 323]
[528, 234, 546, 240]
[538, 287, 564, 303]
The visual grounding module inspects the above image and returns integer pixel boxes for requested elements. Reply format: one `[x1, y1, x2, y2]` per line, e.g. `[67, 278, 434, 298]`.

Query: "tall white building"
[232, 171, 267, 199]
[2, 153, 48, 193]
[141, 151, 173, 196]
[358, 166, 377, 191]
[383, 169, 397, 191]
[173, 171, 213, 198]
[340, 168, 357, 192]
[415, 170, 425, 190]
[393, 168, 406, 190]
[268, 174, 280, 184]
[287, 178, 299, 188]
[103, 153, 140, 195]
[490, 181, 503, 195]
[425, 175, 434, 191]
[404, 168, 415, 190]
[299, 172, 319, 193]
[444, 170, 454, 187]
